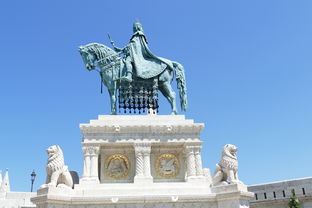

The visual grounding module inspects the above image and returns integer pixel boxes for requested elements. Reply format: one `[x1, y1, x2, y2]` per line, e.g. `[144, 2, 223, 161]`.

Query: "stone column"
[185, 143, 205, 182]
[134, 142, 153, 183]
[185, 146, 196, 178]
[90, 146, 100, 179]
[82, 146, 91, 178]
[80, 145, 100, 184]
[143, 146, 152, 178]
[135, 151, 144, 177]
[194, 146, 203, 176]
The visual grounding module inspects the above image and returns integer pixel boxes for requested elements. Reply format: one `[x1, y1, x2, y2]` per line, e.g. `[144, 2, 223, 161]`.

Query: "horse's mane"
[83, 43, 116, 61]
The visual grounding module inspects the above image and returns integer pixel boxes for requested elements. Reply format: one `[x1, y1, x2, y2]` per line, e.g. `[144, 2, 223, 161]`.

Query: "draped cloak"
[128, 31, 173, 79]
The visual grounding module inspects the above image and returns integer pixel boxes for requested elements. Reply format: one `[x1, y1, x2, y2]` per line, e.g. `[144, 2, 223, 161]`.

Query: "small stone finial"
[111, 197, 119, 203]
[114, 125, 120, 132]
[1, 168, 10, 192]
[171, 196, 179, 202]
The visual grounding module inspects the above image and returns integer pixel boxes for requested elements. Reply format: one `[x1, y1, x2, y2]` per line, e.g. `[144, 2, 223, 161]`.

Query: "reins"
[96, 52, 121, 65]
[83, 44, 122, 94]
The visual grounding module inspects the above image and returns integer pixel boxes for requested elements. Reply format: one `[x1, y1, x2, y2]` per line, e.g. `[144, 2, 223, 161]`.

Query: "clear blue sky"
[0, 0, 311, 191]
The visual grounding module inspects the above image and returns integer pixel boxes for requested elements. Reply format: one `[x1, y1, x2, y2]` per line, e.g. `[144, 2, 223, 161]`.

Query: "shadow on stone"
[70, 171, 79, 187]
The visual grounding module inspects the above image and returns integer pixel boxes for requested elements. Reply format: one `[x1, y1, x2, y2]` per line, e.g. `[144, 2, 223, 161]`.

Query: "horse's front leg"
[108, 82, 118, 115]
[108, 89, 117, 115]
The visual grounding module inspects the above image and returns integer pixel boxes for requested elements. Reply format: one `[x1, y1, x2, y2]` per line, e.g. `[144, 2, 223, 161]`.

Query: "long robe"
[128, 32, 173, 79]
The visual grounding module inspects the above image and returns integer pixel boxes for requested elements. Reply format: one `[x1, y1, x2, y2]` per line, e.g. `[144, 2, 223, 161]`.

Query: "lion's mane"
[46, 145, 65, 175]
[219, 144, 238, 171]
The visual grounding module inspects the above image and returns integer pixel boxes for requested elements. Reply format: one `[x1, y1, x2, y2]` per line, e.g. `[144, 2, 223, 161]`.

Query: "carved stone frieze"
[83, 134, 201, 143]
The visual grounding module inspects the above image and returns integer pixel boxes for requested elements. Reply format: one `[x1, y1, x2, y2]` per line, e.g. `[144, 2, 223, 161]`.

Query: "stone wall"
[0, 192, 36, 208]
[248, 177, 312, 208]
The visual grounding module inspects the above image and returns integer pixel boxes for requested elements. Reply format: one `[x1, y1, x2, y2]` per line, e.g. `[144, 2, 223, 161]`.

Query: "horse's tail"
[173, 62, 187, 111]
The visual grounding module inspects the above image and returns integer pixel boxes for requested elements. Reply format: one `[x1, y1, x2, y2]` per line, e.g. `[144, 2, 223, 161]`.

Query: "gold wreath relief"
[105, 154, 130, 179]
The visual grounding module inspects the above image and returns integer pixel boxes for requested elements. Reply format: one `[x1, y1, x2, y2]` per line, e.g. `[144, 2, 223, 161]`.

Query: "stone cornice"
[80, 124, 204, 134]
[80, 115, 204, 143]
[80, 115, 204, 135]
[82, 137, 202, 144]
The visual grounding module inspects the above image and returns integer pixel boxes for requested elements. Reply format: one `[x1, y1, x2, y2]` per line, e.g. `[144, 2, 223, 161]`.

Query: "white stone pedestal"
[31, 115, 254, 208]
[212, 184, 254, 208]
[79, 115, 206, 184]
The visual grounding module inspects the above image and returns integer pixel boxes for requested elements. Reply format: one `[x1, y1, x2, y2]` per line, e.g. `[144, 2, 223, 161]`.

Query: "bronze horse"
[79, 43, 187, 115]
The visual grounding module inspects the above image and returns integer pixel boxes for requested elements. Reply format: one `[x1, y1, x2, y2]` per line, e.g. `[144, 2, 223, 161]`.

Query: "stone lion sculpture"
[212, 144, 242, 186]
[40, 145, 73, 189]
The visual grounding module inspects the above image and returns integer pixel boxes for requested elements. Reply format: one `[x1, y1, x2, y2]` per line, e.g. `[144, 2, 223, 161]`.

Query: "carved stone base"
[35, 202, 218, 208]
[212, 183, 254, 208]
[32, 182, 254, 208]
[186, 176, 207, 183]
[211, 183, 249, 194]
[31, 115, 254, 208]
[34, 186, 74, 201]
[79, 177, 99, 185]
[134, 175, 153, 184]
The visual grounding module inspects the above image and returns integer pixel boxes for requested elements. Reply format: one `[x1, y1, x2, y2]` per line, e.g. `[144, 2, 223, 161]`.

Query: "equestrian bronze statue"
[79, 22, 187, 115]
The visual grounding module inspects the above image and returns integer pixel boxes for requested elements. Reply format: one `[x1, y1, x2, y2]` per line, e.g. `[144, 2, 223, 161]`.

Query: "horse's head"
[79, 45, 97, 71]
[79, 43, 117, 71]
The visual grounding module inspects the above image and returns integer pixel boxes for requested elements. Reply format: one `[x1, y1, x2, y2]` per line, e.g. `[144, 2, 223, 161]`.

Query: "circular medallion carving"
[156, 153, 180, 178]
[105, 154, 130, 179]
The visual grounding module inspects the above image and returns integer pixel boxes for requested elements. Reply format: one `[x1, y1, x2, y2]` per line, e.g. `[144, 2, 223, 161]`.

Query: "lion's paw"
[57, 183, 72, 189]
[40, 183, 56, 189]
[39, 184, 48, 189]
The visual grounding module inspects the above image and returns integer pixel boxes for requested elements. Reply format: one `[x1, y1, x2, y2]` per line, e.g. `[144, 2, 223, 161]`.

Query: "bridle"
[83, 47, 121, 72]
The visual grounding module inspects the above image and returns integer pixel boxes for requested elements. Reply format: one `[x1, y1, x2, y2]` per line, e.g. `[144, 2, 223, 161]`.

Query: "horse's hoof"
[111, 112, 117, 115]
[171, 111, 178, 115]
